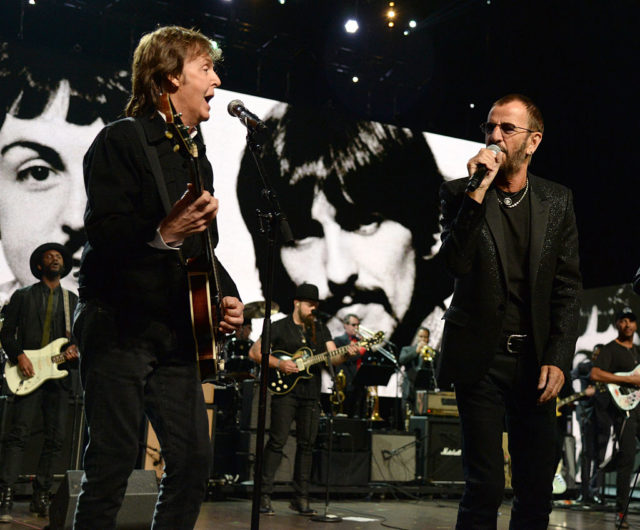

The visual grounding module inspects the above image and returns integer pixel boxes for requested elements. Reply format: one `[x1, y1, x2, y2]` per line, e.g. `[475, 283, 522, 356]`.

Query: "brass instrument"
[419, 344, 436, 362]
[368, 386, 383, 421]
[329, 369, 346, 415]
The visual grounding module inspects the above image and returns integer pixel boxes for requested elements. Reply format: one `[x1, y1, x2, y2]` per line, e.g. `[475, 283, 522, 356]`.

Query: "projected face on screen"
[0, 82, 103, 290]
[237, 103, 449, 344]
[279, 176, 416, 335]
[0, 42, 128, 297]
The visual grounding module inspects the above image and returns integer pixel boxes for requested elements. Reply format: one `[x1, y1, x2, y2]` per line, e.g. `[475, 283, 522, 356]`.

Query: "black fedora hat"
[29, 242, 73, 280]
[294, 283, 319, 302]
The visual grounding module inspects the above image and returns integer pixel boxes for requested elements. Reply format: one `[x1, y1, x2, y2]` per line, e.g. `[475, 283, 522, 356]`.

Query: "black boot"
[259, 494, 274, 516]
[30, 488, 50, 518]
[0, 486, 13, 523]
[289, 497, 317, 516]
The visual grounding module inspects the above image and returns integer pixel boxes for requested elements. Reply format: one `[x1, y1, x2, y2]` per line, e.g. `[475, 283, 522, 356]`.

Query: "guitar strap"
[130, 118, 172, 216]
[62, 288, 71, 339]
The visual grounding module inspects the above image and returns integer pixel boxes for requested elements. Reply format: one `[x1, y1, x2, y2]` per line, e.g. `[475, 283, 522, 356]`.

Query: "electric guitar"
[4, 337, 71, 396]
[160, 94, 224, 381]
[555, 384, 605, 416]
[268, 332, 385, 395]
[607, 366, 640, 411]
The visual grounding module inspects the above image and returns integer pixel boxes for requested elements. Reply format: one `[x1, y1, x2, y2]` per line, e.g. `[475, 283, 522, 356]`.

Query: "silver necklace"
[497, 178, 529, 208]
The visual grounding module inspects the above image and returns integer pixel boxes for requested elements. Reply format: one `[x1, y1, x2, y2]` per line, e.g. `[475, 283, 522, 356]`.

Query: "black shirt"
[593, 339, 640, 414]
[269, 314, 332, 399]
[593, 340, 640, 375]
[496, 189, 531, 333]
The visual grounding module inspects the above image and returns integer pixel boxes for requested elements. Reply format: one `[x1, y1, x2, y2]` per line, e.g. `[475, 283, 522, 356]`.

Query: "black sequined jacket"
[437, 173, 582, 386]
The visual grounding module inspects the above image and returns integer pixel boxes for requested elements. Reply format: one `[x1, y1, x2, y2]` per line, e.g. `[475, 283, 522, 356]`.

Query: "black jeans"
[0, 380, 69, 491]
[72, 300, 211, 530]
[262, 392, 319, 499]
[614, 408, 640, 512]
[455, 350, 556, 530]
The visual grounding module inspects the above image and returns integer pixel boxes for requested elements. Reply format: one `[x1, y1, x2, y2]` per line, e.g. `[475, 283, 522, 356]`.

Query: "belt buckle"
[506, 334, 527, 354]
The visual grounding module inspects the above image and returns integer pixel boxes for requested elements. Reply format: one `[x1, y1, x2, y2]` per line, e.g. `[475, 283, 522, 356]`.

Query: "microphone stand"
[245, 127, 294, 530]
[311, 348, 342, 523]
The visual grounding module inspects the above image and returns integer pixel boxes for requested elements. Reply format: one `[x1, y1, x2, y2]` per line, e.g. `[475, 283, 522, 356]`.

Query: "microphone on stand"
[227, 99, 267, 132]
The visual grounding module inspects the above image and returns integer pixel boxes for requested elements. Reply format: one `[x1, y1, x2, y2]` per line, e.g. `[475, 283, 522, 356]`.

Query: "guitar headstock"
[159, 92, 198, 159]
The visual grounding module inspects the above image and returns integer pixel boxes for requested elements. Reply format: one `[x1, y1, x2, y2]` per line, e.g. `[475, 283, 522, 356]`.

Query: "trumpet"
[418, 344, 436, 362]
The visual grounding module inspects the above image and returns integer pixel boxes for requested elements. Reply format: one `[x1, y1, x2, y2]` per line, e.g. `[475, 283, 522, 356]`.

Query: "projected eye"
[17, 164, 55, 182]
[287, 236, 320, 249]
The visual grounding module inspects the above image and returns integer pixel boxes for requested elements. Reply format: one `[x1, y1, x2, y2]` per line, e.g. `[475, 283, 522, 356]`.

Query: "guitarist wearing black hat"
[249, 282, 358, 517]
[0, 242, 78, 522]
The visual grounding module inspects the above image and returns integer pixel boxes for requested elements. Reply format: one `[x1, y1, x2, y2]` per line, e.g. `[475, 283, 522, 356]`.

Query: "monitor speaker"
[48, 470, 158, 529]
[370, 433, 416, 482]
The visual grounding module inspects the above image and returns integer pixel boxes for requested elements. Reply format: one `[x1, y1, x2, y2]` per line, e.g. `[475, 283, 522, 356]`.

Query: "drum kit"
[217, 300, 279, 384]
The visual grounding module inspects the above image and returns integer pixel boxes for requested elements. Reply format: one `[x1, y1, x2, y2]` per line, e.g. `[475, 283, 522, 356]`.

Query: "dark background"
[1, 0, 638, 289]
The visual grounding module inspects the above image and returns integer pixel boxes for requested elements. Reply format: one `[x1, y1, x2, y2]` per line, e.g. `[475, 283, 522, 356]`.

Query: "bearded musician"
[249, 283, 358, 516]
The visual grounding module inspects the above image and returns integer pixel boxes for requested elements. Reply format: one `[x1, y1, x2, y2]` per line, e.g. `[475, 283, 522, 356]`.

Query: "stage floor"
[1, 497, 633, 529]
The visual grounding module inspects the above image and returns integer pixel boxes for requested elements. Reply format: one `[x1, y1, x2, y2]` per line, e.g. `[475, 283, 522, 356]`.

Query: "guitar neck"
[557, 391, 586, 408]
[303, 343, 354, 369]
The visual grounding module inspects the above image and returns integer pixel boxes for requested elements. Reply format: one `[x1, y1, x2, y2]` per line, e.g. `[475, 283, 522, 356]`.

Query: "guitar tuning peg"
[165, 131, 173, 139]
[173, 144, 180, 153]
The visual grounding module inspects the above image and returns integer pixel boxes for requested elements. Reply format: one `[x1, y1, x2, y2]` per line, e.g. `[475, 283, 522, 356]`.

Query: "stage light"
[469, 103, 475, 109]
[409, 20, 417, 28]
[387, 9, 396, 18]
[388, 21, 394, 28]
[28, 0, 36, 4]
[403, 30, 409, 36]
[278, 0, 285, 4]
[345, 19, 359, 34]
[352, 76, 359, 83]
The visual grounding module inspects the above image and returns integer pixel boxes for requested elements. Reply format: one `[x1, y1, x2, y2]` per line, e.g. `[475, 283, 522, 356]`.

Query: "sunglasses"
[479, 122, 536, 135]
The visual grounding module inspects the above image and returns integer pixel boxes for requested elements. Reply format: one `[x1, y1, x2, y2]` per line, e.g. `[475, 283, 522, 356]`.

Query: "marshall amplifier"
[410, 415, 463, 484]
[425, 391, 459, 417]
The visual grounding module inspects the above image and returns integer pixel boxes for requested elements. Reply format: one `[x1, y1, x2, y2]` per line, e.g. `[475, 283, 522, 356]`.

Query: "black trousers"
[455, 350, 556, 530]
[614, 408, 640, 512]
[262, 391, 319, 499]
[0, 379, 69, 492]
[72, 300, 211, 530]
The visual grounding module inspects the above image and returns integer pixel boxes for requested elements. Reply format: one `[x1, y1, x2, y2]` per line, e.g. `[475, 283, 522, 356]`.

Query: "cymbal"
[244, 300, 280, 319]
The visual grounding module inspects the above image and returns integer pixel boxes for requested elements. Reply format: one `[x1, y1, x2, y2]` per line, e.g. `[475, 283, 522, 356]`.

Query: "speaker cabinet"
[49, 470, 158, 529]
[313, 450, 370, 486]
[370, 433, 416, 482]
[240, 380, 273, 430]
[316, 417, 370, 452]
[235, 430, 296, 483]
[410, 415, 463, 483]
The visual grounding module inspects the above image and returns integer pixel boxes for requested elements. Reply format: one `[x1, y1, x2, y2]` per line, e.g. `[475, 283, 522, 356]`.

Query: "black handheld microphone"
[311, 309, 332, 322]
[227, 99, 267, 132]
[465, 144, 501, 192]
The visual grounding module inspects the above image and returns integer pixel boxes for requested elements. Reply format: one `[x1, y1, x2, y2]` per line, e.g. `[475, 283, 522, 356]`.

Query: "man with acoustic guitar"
[72, 27, 243, 529]
[249, 283, 359, 516]
[590, 308, 640, 528]
[0, 243, 78, 522]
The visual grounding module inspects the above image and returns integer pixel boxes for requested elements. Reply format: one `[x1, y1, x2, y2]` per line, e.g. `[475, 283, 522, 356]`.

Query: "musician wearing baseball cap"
[0, 242, 78, 522]
[590, 307, 639, 528]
